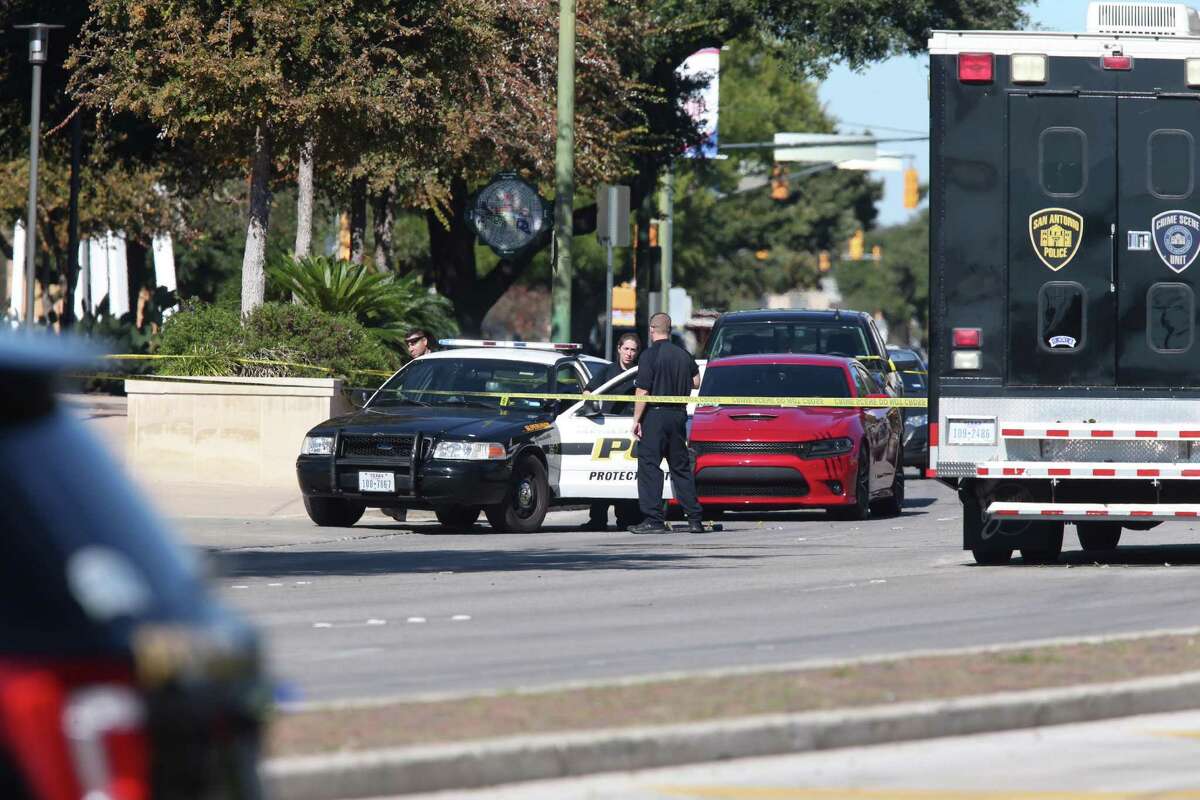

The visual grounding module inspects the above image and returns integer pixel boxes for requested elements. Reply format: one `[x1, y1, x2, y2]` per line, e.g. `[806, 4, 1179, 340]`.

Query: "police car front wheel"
[485, 455, 549, 533]
[304, 496, 366, 527]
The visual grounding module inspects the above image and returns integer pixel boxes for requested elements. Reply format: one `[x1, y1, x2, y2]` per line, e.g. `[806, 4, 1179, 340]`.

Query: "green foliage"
[834, 211, 930, 346]
[266, 255, 457, 343]
[156, 301, 400, 381]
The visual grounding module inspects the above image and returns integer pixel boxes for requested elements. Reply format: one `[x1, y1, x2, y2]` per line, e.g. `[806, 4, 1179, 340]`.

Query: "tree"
[834, 210, 930, 346]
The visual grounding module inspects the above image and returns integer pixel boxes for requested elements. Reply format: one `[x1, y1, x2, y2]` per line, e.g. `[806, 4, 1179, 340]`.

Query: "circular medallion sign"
[466, 173, 553, 259]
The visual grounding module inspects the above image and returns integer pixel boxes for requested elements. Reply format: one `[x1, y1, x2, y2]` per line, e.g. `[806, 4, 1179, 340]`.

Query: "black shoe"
[687, 520, 707, 533]
[627, 520, 670, 534]
[583, 519, 608, 531]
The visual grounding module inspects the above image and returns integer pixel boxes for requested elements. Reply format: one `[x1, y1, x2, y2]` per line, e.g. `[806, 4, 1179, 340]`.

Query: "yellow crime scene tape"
[82, 354, 927, 409]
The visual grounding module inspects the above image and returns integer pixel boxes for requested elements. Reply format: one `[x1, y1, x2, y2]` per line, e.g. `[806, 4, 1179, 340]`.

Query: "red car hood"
[691, 405, 858, 441]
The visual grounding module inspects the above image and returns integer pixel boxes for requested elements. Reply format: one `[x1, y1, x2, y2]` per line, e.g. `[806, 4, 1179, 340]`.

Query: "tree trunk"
[241, 125, 273, 315]
[61, 112, 82, 329]
[372, 184, 395, 272]
[349, 177, 367, 265]
[294, 138, 315, 258]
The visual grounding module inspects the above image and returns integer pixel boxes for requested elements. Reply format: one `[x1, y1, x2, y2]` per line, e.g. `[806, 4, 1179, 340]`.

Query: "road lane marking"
[652, 787, 1200, 799]
[313, 622, 332, 628]
[1151, 729, 1200, 740]
[451, 614, 472, 621]
[407, 617, 427, 623]
[366, 619, 387, 626]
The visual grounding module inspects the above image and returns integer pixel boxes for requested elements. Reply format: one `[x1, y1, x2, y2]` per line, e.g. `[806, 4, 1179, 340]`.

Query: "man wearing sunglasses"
[405, 329, 434, 359]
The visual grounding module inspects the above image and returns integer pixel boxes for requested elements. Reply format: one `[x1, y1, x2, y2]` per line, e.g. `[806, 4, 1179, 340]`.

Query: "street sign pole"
[596, 184, 630, 360]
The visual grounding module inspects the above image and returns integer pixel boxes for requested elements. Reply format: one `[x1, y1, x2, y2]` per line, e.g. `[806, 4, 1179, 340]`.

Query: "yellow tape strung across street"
[89, 355, 927, 408]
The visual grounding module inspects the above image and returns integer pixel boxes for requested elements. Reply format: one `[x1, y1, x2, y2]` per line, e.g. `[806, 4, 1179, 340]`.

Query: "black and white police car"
[296, 340, 664, 531]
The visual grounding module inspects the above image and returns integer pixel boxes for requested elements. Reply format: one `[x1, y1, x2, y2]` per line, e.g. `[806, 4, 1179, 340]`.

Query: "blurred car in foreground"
[886, 345, 929, 469]
[0, 335, 266, 799]
[689, 354, 904, 519]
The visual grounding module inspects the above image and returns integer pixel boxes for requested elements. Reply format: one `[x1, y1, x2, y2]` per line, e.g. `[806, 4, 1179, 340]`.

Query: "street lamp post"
[14, 23, 61, 329]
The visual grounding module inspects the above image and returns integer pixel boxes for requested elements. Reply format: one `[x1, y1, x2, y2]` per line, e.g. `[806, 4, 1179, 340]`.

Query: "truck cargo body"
[929, 13, 1200, 563]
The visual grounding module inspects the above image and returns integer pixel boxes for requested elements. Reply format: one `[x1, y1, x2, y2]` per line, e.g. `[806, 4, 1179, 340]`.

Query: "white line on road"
[407, 617, 427, 623]
[367, 619, 387, 626]
[451, 615, 472, 621]
[313, 622, 332, 628]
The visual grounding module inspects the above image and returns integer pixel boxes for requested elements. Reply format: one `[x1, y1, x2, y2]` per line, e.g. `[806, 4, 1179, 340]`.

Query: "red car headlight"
[802, 437, 854, 458]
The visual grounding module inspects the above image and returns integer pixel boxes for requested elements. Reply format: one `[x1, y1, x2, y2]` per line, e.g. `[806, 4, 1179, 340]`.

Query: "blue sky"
[817, 0, 1095, 226]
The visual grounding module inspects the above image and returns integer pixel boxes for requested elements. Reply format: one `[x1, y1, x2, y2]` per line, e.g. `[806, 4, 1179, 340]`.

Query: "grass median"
[269, 633, 1200, 757]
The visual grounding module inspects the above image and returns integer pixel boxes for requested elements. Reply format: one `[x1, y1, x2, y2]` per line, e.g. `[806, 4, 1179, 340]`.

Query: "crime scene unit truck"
[928, 2, 1200, 565]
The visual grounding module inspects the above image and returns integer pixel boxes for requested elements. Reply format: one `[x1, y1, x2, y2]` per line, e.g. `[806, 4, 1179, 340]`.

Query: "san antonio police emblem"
[1152, 210, 1200, 273]
[1029, 208, 1083, 271]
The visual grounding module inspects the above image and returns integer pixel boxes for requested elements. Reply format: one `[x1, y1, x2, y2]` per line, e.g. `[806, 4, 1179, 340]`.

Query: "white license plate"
[358, 471, 395, 492]
[946, 418, 996, 446]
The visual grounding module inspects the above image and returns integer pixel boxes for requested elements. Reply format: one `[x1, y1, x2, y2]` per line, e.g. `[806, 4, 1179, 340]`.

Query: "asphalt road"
[180, 476, 1200, 703]
[398, 708, 1200, 799]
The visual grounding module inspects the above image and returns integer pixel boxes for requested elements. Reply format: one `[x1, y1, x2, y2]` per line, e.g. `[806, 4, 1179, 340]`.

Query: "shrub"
[267, 255, 457, 343]
[155, 301, 400, 381]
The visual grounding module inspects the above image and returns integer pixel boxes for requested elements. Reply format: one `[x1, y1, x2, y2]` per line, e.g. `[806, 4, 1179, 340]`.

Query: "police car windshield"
[709, 322, 871, 359]
[699, 364, 850, 401]
[370, 358, 553, 410]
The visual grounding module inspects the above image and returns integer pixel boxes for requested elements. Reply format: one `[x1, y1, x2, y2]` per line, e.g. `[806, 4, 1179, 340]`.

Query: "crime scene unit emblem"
[1029, 208, 1083, 271]
[1152, 210, 1200, 273]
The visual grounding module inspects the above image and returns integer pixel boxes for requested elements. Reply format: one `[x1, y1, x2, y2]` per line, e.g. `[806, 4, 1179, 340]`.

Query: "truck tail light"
[1011, 54, 1046, 84]
[958, 52, 993, 83]
[952, 328, 981, 348]
[1102, 55, 1132, 70]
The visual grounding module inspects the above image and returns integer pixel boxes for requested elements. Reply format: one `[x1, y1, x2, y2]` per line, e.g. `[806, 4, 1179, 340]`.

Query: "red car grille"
[691, 441, 803, 456]
[698, 483, 810, 497]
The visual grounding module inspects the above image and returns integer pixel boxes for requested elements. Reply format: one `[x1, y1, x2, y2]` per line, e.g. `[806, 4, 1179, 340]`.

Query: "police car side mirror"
[350, 388, 371, 408]
[581, 399, 603, 417]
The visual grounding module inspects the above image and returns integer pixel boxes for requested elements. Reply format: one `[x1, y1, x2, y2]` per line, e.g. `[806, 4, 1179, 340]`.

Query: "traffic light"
[818, 250, 831, 272]
[848, 229, 864, 260]
[903, 167, 920, 210]
[871, 244, 882, 261]
[770, 164, 788, 201]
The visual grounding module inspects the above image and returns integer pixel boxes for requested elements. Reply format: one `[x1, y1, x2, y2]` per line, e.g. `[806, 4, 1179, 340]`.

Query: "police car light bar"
[438, 339, 582, 352]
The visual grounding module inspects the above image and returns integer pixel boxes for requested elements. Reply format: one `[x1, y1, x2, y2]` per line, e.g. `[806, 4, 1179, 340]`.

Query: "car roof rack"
[438, 339, 582, 352]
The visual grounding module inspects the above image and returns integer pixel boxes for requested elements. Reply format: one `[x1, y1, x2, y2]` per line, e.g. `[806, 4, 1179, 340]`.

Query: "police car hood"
[318, 406, 549, 440]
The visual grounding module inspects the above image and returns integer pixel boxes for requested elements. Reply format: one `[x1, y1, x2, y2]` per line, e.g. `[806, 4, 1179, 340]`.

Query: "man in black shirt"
[628, 313, 704, 534]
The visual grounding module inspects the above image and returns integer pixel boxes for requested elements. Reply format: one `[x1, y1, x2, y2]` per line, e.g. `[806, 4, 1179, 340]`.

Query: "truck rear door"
[1116, 96, 1200, 387]
[1008, 94, 1117, 386]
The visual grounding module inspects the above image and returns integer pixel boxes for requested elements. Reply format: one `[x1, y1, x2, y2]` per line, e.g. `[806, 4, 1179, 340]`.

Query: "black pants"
[589, 500, 642, 526]
[637, 409, 702, 523]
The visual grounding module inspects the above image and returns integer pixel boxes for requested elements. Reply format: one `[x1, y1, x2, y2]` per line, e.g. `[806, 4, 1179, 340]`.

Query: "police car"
[295, 340, 662, 531]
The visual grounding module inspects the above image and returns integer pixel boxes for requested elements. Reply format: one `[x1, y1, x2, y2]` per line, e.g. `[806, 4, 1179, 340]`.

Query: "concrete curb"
[263, 670, 1200, 800]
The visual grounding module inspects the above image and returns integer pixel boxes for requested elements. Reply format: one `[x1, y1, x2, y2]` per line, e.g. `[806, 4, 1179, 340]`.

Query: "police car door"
[1008, 94, 1117, 385]
[1116, 96, 1200, 386]
[555, 368, 670, 500]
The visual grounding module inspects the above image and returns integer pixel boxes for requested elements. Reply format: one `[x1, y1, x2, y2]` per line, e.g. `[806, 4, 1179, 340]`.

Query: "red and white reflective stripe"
[999, 424, 1200, 440]
[974, 462, 1200, 479]
[926, 422, 939, 478]
[987, 501, 1200, 521]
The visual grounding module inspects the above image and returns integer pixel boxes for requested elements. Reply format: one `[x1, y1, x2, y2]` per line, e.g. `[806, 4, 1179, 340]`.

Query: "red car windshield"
[699, 364, 850, 401]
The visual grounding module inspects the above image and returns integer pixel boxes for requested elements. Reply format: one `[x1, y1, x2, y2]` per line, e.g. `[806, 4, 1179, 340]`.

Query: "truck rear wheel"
[1020, 521, 1064, 565]
[964, 492, 1011, 565]
[1077, 521, 1122, 552]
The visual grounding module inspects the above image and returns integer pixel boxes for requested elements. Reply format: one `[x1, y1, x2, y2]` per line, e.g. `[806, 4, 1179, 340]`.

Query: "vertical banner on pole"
[679, 48, 720, 159]
[11, 221, 25, 321]
[106, 232, 130, 318]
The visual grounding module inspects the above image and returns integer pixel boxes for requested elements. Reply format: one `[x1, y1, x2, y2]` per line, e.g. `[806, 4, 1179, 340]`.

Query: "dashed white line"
[231, 585, 249, 590]
[407, 616, 427, 624]
[870, 579, 887, 584]
[268, 582, 283, 587]
[366, 619, 387, 626]
[313, 622, 332, 628]
[451, 614, 472, 621]
[295, 581, 312, 586]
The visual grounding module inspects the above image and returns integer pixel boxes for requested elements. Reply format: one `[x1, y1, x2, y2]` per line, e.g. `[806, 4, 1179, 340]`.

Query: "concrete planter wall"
[125, 376, 351, 488]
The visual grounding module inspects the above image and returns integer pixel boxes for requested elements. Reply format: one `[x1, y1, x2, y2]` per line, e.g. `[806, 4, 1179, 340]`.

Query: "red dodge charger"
[690, 354, 904, 519]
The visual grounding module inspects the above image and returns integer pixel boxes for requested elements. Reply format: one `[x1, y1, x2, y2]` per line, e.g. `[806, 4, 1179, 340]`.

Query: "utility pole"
[659, 164, 674, 318]
[550, 0, 576, 342]
[15, 23, 61, 329]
